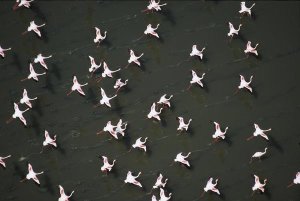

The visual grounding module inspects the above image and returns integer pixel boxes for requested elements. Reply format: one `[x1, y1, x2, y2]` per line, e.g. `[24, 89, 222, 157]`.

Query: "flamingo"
[244, 41, 259, 56]
[159, 188, 172, 201]
[126, 49, 144, 67]
[157, 94, 173, 108]
[43, 130, 57, 148]
[147, 103, 163, 121]
[188, 70, 205, 90]
[252, 175, 267, 194]
[100, 156, 116, 173]
[21, 63, 46, 82]
[58, 185, 74, 201]
[22, 163, 44, 185]
[124, 171, 142, 188]
[97, 61, 120, 82]
[202, 177, 220, 196]
[228, 22, 242, 38]
[6, 103, 29, 126]
[114, 119, 127, 137]
[153, 173, 168, 189]
[0, 45, 11, 58]
[143, 0, 167, 12]
[33, 54, 52, 70]
[144, 24, 160, 38]
[238, 75, 253, 93]
[67, 76, 88, 96]
[25, 21, 45, 37]
[287, 172, 300, 188]
[132, 137, 148, 152]
[94, 27, 107, 45]
[114, 78, 128, 93]
[250, 148, 267, 163]
[0, 155, 11, 168]
[88, 56, 101, 73]
[190, 45, 205, 60]
[247, 123, 271, 141]
[174, 152, 191, 167]
[239, 1, 255, 16]
[20, 89, 37, 108]
[97, 121, 118, 139]
[212, 121, 228, 141]
[152, 195, 158, 201]
[13, 0, 34, 10]
[98, 88, 117, 108]
[176, 116, 192, 132]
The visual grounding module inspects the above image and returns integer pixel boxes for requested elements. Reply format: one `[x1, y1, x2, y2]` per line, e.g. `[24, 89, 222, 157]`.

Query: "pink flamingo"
[126, 49, 144, 68]
[97, 61, 120, 82]
[114, 78, 128, 93]
[96, 88, 117, 108]
[159, 188, 172, 201]
[13, 0, 34, 10]
[124, 171, 142, 188]
[187, 70, 205, 90]
[97, 121, 118, 139]
[0, 155, 11, 168]
[190, 45, 205, 60]
[94, 27, 107, 45]
[239, 2, 255, 16]
[24, 21, 45, 37]
[20, 89, 37, 108]
[132, 137, 148, 152]
[21, 63, 46, 82]
[244, 41, 259, 56]
[114, 119, 127, 137]
[153, 173, 168, 189]
[144, 24, 160, 38]
[201, 177, 220, 197]
[143, 0, 167, 12]
[6, 103, 29, 126]
[157, 94, 173, 108]
[252, 174, 267, 195]
[238, 75, 253, 93]
[147, 103, 163, 121]
[43, 130, 57, 148]
[177, 116, 192, 132]
[228, 22, 242, 38]
[287, 172, 300, 188]
[212, 121, 228, 142]
[250, 148, 267, 163]
[33, 54, 52, 70]
[100, 156, 116, 174]
[174, 152, 191, 167]
[0, 45, 11, 58]
[88, 56, 101, 73]
[247, 123, 271, 141]
[67, 76, 88, 96]
[21, 163, 44, 185]
[58, 185, 74, 201]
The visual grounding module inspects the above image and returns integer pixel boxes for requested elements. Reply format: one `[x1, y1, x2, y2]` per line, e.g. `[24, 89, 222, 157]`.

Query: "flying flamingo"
[0, 155, 11, 168]
[153, 173, 168, 189]
[190, 45, 205, 60]
[228, 22, 242, 38]
[174, 152, 191, 167]
[21, 63, 46, 82]
[100, 156, 116, 174]
[124, 171, 142, 188]
[95, 88, 117, 108]
[33, 53, 52, 70]
[43, 130, 57, 148]
[237, 75, 253, 93]
[157, 94, 173, 108]
[144, 24, 160, 38]
[252, 174, 267, 194]
[114, 78, 128, 93]
[187, 70, 205, 90]
[94, 27, 107, 45]
[143, 0, 167, 12]
[20, 89, 37, 108]
[6, 103, 29, 126]
[21, 163, 44, 185]
[58, 185, 74, 201]
[114, 119, 127, 137]
[97, 121, 118, 139]
[247, 123, 271, 141]
[250, 148, 267, 163]
[239, 1, 255, 16]
[24, 21, 45, 37]
[287, 172, 300, 188]
[97, 61, 120, 82]
[244, 41, 259, 56]
[176, 116, 192, 132]
[13, 0, 34, 10]
[159, 188, 172, 201]
[126, 49, 144, 68]
[132, 137, 148, 152]
[67, 76, 88, 96]
[147, 102, 163, 121]
[0, 45, 11, 58]
[212, 121, 228, 142]
[201, 177, 220, 197]
[88, 56, 101, 73]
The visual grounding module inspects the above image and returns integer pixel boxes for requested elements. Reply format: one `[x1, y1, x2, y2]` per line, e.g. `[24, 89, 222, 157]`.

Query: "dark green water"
[0, 1, 299, 201]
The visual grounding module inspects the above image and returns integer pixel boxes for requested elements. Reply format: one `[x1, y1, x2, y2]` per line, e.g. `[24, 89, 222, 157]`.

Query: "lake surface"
[0, 1, 299, 201]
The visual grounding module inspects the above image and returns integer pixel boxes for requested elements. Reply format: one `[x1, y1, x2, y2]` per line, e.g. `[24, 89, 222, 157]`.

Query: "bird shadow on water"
[101, 38, 112, 48]
[41, 174, 55, 195]
[268, 135, 284, 153]
[12, 162, 26, 180]
[42, 74, 56, 94]
[87, 88, 98, 105]
[159, 8, 176, 26]
[29, 114, 41, 136]
[38, 30, 49, 44]
[32, 98, 43, 116]
[50, 63, 61, 80]
[31, 4, 47, 22]
[12, 52, 23, 72]
[112, 97, 124, 117]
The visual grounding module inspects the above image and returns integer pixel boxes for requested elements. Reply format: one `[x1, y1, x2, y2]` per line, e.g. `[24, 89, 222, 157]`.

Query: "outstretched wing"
[28, 163, 33, 172]
[44, 130, 49, 138]
[95, 27, 100, 35]
[73, 76, 77, 84]
[59, 185, 65, 195]
[101, 88, 106, 97]
[23, 89, 28, 97]
[214, 122, 220, 130]
[229, 22, 233, 30]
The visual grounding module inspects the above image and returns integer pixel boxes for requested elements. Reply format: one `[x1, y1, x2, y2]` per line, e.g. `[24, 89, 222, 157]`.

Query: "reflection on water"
[0, 1, 300, 201]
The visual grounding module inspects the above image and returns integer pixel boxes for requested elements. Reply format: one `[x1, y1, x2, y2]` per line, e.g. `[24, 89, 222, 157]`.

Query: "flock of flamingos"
[0, 0, 299, 201]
